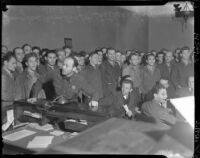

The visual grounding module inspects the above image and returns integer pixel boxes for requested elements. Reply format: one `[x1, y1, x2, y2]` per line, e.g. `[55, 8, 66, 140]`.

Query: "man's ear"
[72, 66, 77, 72]
[153, 93, 157, 99]
[25, 62, 28, 67]
[130, 88, 133, 92]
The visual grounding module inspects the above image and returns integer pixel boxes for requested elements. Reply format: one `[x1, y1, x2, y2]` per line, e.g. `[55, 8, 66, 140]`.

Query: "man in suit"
[99, 48, 121, 97]
[111, 77, 140, 119]
[176, 76, 194, 98]
[36, 50, 59, 99]
[171, 47, 194, 90]
[157, 50, 177, 89]
[141, 84, 185, 129]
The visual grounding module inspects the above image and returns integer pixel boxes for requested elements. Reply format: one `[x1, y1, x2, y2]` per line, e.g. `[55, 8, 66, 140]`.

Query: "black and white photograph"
[1, 1, 196, 156]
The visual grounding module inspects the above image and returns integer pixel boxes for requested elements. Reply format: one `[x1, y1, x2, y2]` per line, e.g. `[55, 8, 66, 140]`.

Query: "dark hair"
[45, 50, 56, 57]
[67, 56, 78, 67]
[152, 84, 166, 95]
[107, 48, 115, 54]
[22, 44, 31, 50]
[56, 49, 65, 55]
[63, 46, 71, 50]
[128, 52, 139, 61]
[120, 75, 133, 88]
[146, 53, 155, 60]
[2, 51, 16, 63]
[181, 46, 190, 52]
[89, 50, 98, 58]
[32, 46, 40, 51]
[24, 52, 38, 63]
[13, 47, 23, 55]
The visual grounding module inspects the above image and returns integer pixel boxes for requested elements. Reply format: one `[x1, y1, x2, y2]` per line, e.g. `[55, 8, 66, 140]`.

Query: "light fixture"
[173, 2, 194, 31]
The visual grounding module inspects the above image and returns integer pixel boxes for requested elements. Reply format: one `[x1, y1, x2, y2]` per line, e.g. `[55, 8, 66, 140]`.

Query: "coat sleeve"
[30, 71, 54, 98]
[74, 74, 100, 102]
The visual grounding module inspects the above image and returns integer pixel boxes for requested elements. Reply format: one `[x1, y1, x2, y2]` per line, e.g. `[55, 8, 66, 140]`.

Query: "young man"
[2, 52, 17, 108]
[122, 53, 143, 93]
[157, 50, 177, 89]
[97, 50, 103, 65]
[176, 76, 194, 97]
[31, 57, 99, 108]
[15, 53, 46, 99]
[141, 84, 184, 129]
[111, 77, 140, 119]
[144, 77, 176, 102]
[171, 47, 194, 90]
[22, 44, 32, 55]
[37, 50, 59, 99]
[173, 48, 181, 63]
[13, 47, 25, 75]
[156, 51, 164, 65]
[75, 51, 86, 72]
[56, 49, 66, 69]
[99, 48, 121, 97]
[141, 53, 161, 96]
[63, 46, 72, 57]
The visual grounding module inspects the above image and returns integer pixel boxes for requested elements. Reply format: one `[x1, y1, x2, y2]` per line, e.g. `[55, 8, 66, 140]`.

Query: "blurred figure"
[156, 51, 164, 65]
[2, 45, 8, 57]
[63, 46, 72, 57]
[158, 50, 177, 89]
[15, 53, 46, 100]
[141, 53, 161, 96]
[173, 48, 181, 63]
[22, 44, 32, 55]
[13, 47, 25, 75]
[2, 52, 17, 108]
[171, 47, 194, 90]
[75, 51, 86, 72]
[176, 76, 194, 97]
[56, 49, 66, 69]
[122, 53, 143, 93]
[97, 50, 103, 65]
[100, 48, 121, 97]
[40, 48, 49, 65]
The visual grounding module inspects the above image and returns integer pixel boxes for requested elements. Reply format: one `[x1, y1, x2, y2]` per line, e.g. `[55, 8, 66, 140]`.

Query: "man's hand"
[126, 110, 133, 118]
[27, 98, 37, 103]
[89, 100, 98, 111]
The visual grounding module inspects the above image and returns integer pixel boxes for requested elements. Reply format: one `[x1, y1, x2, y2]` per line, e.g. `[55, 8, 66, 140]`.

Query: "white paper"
[50, 130, 64, 136]
[170, 96, 194, 128]
[3, 129, 36, 141]
[27, 136, 54, 148]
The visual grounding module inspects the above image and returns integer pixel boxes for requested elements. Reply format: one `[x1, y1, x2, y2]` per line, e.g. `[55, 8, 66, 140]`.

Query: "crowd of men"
[2, 44, 194, 129]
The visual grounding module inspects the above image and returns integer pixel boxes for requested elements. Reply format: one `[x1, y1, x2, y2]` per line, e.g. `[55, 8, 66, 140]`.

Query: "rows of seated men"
[2, 44, 194, 129]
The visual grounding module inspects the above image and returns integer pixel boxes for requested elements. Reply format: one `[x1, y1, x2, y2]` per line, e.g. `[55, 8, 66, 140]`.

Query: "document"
[3, 129, 36, 141]
[50, 130, 64, 136]
[27, 136, 54, 148]
[170, 96, 194, 128]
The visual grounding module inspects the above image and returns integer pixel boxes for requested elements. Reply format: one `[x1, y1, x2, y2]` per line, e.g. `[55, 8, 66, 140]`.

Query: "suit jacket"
[82, 64, 103, 99]
[1, 68, 17, 107]
[171, 61, 194, 89]
[141, 100, 179, 128]
[36, 64, 60, 99]
[141, 66, 161, 94]
[111, 89, 140, 118]
[99, 60, 121, 96]
[15, 69, 46, 100]
[157, 61, 177, 88]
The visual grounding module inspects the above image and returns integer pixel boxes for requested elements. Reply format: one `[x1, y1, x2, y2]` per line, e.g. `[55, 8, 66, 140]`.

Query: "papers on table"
[27, 136, 54, 148]
[2, 109, 14, 131]
[3, 129, 36, 141]
[50, 130, 64, 136]
[170, 96, 194, 128]
[28, 123, 54, 131]
[65, 119, 88, 125]
[23, 111, 42, 119]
